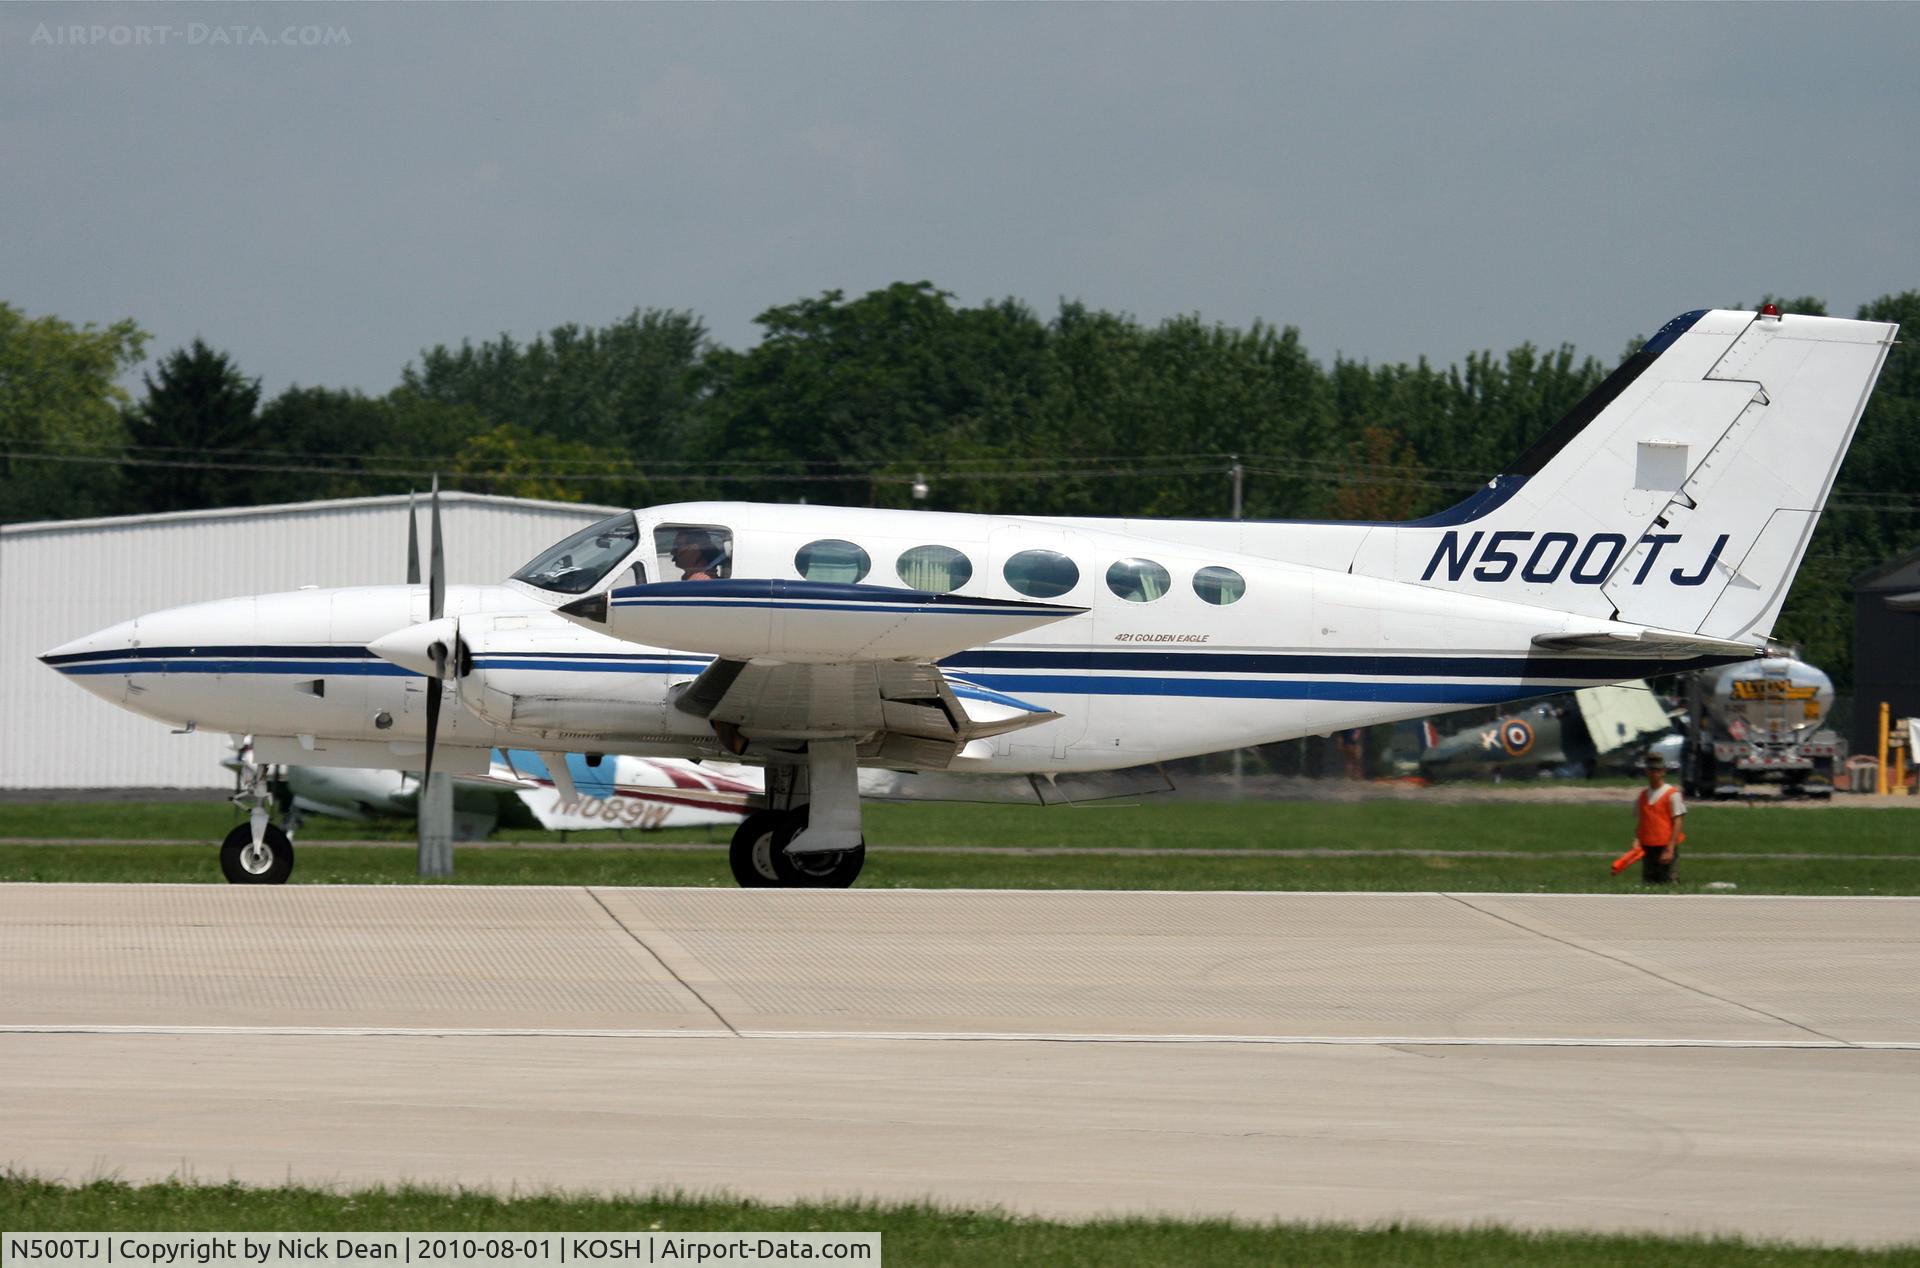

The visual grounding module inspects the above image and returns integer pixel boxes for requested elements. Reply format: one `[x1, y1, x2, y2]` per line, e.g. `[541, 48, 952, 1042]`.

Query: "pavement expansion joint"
[583, 886, 740, 1035]
[1436, 891, 1855, 1045]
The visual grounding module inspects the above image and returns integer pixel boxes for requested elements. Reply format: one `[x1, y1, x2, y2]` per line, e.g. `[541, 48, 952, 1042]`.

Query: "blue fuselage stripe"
[53, 643, 1730, 706]
[57, 659, 410, 677]
[611, 599, 1025, 616]
[956, 674, 1546, 703]
[941, 651, 1713, 679]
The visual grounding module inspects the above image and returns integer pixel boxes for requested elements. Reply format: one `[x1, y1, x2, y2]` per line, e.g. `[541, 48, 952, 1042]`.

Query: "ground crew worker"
[1634, 752, 1687, 884]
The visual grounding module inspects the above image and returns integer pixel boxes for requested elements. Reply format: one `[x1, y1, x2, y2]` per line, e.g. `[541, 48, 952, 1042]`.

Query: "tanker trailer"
[1683, 655, 1843, 799]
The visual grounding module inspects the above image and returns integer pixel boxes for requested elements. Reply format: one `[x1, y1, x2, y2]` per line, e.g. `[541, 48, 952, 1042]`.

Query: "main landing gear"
[728, 739, 866, 889]
[728, 807, 865, 888]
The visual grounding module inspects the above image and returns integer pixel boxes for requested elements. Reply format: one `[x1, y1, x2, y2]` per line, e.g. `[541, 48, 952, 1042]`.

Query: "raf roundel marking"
[1500, 718, 1536, 757]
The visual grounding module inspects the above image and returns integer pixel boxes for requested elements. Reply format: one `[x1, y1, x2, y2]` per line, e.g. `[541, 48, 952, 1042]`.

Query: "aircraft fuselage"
[43, 502, 1738, 776]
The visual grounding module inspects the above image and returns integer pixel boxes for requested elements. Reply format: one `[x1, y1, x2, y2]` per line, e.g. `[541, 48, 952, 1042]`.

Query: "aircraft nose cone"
[40, 619, 140, 701]
[41, 619, 135, 666]
[367, 617, 457, 678]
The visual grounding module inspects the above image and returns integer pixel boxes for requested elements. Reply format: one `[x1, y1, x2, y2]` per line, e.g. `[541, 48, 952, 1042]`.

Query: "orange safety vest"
[1636, 784, 1686, 848]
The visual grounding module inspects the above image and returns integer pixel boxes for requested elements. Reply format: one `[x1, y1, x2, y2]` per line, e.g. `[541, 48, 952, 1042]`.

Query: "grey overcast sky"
[4, 2, 1916, 397]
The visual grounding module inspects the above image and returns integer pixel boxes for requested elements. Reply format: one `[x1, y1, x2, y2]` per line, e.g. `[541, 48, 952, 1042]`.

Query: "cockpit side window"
[511, 512, 641, 595]
[656, 524, 733, 581]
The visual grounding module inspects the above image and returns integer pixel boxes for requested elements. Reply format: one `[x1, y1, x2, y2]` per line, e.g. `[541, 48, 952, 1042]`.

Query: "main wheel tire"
[728, 810, 786, 888]
[769, 808, 865, 889]
[220, 822, 294, 885]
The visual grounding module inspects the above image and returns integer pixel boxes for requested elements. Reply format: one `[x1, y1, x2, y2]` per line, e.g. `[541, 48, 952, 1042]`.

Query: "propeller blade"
[429, 474, 445, 622]
[406, 491, 421, 586]
[423, 640, 446, 788]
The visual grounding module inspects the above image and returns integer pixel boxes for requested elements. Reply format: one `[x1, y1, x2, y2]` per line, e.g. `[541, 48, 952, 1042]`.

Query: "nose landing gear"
[223, 733, 295, 885]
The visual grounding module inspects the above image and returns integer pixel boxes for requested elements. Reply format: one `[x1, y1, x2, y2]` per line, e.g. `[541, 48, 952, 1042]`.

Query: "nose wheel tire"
[220, 822, 295, 885]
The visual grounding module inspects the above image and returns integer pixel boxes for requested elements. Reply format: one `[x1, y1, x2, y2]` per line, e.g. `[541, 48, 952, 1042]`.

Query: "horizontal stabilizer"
[1532, 629, 1762, 660]
[561, 579, 1084, 663]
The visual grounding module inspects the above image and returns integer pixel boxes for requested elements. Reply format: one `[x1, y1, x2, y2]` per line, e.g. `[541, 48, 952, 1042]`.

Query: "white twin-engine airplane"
[43, 308, 1896, 887]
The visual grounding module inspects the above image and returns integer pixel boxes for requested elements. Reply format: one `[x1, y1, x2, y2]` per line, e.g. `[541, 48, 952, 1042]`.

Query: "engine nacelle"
[452, 614, 711, 744]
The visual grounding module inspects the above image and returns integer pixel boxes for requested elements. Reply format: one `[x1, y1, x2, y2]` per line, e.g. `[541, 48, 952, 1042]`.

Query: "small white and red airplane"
[231, 742, 757, 851]
[45, 308, 1896, 887]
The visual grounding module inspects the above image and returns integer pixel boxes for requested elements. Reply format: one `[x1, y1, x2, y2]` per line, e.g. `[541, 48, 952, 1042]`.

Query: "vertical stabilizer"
[1351, 309, 1896, 642]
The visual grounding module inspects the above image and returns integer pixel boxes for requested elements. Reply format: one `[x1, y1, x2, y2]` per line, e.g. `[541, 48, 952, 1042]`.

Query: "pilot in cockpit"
[671, 529, 726, 581]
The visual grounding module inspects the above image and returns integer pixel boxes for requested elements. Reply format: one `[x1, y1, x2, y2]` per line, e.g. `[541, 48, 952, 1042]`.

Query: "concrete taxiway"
[2, 884, 1916, 1245]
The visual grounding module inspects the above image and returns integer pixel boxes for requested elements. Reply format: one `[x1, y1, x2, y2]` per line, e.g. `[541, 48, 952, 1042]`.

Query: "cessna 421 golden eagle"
[45, 308, 1896, 887]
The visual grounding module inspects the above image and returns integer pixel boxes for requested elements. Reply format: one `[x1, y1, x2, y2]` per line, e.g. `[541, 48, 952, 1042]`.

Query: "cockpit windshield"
[511, 512, 641, 595]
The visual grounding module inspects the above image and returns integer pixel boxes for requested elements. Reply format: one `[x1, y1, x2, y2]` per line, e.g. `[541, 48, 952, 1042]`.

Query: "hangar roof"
[1853, 544, 1920, 594]
[1, 491, 624, 538]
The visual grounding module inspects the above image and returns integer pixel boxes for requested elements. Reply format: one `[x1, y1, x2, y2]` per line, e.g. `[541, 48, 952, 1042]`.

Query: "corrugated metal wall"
[1, 494, 622, 789]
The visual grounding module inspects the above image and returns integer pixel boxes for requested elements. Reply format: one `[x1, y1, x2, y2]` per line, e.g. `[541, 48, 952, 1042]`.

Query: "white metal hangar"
[1, 493, 622, 790]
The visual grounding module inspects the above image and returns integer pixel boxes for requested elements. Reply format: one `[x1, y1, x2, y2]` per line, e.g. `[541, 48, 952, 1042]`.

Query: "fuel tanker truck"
[1683, 654, 1843, 799]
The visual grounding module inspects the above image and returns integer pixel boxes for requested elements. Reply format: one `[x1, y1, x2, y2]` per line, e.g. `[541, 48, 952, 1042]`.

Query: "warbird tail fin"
[1351, 308, 1897, 643]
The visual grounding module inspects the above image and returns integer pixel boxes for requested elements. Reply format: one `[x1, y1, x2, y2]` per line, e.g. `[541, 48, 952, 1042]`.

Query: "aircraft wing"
[559, 579, 1084, 663]
[558, 579, 1080, 768]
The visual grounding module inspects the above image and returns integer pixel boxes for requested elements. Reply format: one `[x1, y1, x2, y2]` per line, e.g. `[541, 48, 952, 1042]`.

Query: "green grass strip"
[0, 841, 1915, 894]
[3, 799, 1917, 854]
[2, 800, 1916, 894]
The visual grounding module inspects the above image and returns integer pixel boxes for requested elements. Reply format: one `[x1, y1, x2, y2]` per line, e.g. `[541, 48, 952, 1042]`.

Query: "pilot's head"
[671, 529, 721, 573]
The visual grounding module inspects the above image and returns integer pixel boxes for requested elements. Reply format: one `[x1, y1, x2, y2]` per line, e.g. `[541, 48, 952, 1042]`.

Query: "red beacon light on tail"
[1760, 303, 1781, 320]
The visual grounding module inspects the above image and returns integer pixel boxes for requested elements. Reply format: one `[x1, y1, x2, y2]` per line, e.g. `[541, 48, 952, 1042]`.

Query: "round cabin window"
[896, 544, 974, 593]
[1105, 558, 1171, 603]
[1004, 549, 1080, 599]
[794, 539, 871, 584]
[1193, 565, 1246, 606]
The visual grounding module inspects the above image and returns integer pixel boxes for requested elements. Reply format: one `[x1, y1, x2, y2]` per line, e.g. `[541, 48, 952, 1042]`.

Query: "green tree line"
[2, 283, 1915, 685]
